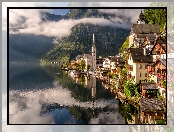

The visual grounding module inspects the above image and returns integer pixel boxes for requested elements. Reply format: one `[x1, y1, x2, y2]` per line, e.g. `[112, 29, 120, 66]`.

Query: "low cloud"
[4, 4, 134, 39]
[9, 15, 131, 38]
[98, 9, 144, 24]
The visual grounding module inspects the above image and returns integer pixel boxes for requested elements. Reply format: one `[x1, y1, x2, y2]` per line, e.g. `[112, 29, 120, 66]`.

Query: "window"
[145, 64, 147, 69]
[140, 73, 141, 77]
[139, 64, 142, 69]
[145, 73, 147, 77]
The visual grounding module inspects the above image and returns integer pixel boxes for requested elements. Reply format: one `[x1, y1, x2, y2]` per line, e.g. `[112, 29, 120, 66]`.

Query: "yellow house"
[127, 48, 153, 83]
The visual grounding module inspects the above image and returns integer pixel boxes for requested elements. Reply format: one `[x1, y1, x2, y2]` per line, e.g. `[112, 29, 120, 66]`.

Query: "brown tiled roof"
[153, 59, 166, 67]
[150, 35, 166, 54]
[141, 82, 159, 90]
[136, 34, 157, 41]
[129, 48, 153, 63]
[131, 24, 160, 34]
[139, 98, 165, 112]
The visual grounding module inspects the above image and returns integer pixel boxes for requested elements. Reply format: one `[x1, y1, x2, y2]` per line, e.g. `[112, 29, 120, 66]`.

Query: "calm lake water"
[9, 63, 138, 124]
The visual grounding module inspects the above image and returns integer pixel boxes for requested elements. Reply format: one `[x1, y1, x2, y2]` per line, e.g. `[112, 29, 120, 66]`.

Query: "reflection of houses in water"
[84, 75, 96, 91]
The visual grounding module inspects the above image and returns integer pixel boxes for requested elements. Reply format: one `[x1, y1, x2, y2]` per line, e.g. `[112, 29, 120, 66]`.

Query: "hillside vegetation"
[41, 9, 130, 63]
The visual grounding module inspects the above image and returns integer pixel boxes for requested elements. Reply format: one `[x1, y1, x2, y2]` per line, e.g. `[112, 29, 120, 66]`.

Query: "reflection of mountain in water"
[9, 63, 54, 91]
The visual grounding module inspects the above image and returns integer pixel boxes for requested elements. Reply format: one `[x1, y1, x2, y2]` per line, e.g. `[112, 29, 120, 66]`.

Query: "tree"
[81, 60, 86, 70]
[149, 2, 174, 30]
[123, 79, 136, 98]
[143, 9, 166, 32]
[119, 37, 129, 53]
[87, 64, 91, 70]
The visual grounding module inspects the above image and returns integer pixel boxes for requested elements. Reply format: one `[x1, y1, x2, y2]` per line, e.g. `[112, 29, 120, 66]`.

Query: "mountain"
[41, 9, 131, 63]
[9, 9, 132, 63]
[41, 12, 68, 22]
[9, 12, 68, 63]
[9, 33, 55, 62]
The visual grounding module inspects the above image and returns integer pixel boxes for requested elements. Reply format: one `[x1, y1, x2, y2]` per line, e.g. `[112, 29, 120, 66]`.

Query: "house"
[140, 82, 159, 98]
[150, 36, 166, 62]
[70, 60, 78, 69]
[127, 48, 153, 83]
[139, 98, 166, 124]
[129, 24, 160, 48]
[149, 59, 166, 99]
[111, 56, 126, 76]
[103, 57, 111, 70]
[129, 11, 160, 48]
[96, 58, 104, 69]
[148, 35, 166, 81]
[153, 59, 166, 83]
[83, 54, 92, 70]
[76, 55, 84, 64]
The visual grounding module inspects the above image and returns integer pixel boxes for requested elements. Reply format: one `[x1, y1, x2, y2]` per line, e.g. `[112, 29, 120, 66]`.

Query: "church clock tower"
[92, 33, 96, 70]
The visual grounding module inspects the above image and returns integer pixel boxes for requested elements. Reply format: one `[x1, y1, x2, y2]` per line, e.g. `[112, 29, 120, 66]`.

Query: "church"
[82, 33, 96, 71]
[91, 33, 96, 70]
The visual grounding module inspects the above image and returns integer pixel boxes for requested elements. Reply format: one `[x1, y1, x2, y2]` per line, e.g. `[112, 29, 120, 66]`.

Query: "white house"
[127, 48, 153, 83]
[83, 54, 92, 70]
[103, 58, 111, 70]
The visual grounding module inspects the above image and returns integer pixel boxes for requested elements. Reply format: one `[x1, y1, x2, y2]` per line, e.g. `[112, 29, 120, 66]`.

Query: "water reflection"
[9, 64, 125, 124]
[9, 62, 54, 91]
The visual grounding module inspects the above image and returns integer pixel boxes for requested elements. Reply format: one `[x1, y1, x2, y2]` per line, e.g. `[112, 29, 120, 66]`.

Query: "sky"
[50, 9, 70, 15]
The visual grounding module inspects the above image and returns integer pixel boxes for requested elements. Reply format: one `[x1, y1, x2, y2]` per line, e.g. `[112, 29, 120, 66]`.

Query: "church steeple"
[92, 33, 95, 47]
[137, 10, 146, 24]
[91, 33, 96, 70]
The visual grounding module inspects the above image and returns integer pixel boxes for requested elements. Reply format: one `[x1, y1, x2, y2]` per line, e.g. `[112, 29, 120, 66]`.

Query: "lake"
[9, 63, 138, 124]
